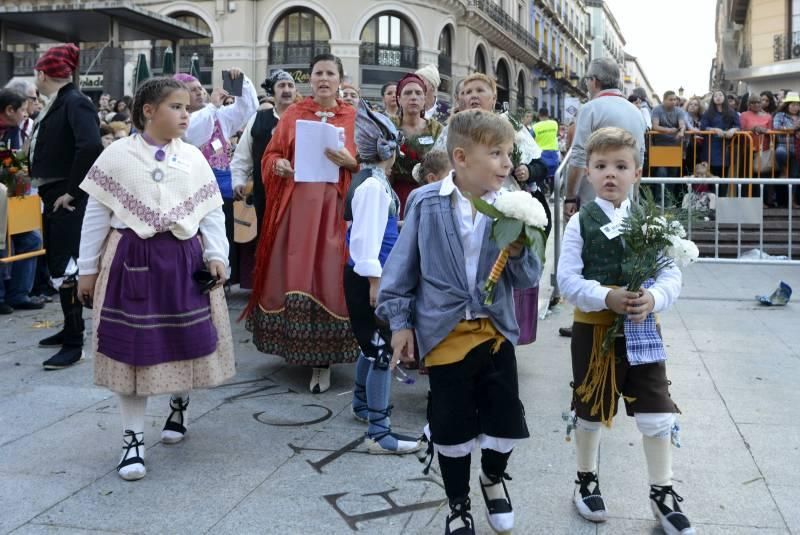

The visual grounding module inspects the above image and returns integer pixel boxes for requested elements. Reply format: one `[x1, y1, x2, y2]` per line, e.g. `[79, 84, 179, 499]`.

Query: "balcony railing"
[13, 51, 37, 76]
[359, 43, 417, 68]
[269, 41, 331, 66]
[773, 31, 800, 61]
[467, 0, 539, 54]
[438, 53, 452, 77]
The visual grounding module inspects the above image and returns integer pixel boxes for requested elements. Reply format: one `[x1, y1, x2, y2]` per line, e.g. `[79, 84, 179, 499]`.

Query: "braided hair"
[131, 77, 189, 131]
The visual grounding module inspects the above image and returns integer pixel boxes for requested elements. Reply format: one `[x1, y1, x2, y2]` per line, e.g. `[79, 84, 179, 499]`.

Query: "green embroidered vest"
[579, 201, 631, 286]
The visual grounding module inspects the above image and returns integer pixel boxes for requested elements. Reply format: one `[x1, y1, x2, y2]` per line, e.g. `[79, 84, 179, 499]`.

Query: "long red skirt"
[246, 183, 359, 365]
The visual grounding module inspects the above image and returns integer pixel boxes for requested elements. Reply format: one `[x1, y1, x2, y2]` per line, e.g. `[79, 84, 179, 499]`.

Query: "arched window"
[153, 13, 213, 85]
[496, 60, 510, 109]
[474, 46, 487, 74]
[516, 71, 526, 111]
[269, 8, 331, 69]
[359, 12, 417, 68]
[438, 26, 453, 78]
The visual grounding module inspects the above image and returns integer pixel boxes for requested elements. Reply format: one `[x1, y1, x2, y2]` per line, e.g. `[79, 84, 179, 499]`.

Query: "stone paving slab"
[0, 261, 798, 534]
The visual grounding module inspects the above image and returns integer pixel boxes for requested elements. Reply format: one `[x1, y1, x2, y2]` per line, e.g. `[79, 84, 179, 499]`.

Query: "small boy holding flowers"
[377, 109, 542, 535]
[557, 127, 695, 535]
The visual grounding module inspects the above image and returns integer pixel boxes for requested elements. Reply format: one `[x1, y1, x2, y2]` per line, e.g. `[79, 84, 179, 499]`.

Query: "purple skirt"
[97, 229, 218, 366]
[514, 286, 539, 345]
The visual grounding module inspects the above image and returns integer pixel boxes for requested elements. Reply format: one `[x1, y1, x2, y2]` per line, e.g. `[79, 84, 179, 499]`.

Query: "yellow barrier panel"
[2, 194, 46, 264]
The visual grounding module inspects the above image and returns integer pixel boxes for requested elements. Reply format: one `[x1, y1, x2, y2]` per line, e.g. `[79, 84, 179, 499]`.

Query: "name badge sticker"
[168, 155, 191, 173]
[211, 139, 223, 152]
[600, 220, 622, 240]
[418, 136, 434, 145]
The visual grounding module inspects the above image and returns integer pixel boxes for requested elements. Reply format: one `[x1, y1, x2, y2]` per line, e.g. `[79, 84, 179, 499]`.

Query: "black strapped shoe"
[574, 471, 607, 522]
[650, 485, 696, 535]
[161, 396, 189, 444]
[480, 471, 514, 533]
[117, 430, 146, 481]
[445, 497, 475, 535]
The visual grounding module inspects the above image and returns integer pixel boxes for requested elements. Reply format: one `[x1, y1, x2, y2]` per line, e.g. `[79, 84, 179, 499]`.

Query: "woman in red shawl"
[245, 54, 359, 393]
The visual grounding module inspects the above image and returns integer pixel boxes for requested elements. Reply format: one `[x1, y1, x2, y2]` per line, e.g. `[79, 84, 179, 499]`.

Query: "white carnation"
[494, 191, 548, 229]
[666, 236, 699, 267]
[653, 216, 668, 228]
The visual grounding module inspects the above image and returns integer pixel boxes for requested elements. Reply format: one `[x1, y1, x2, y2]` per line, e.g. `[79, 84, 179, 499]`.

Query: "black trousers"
[342, 265, 390, 358]
[38, 181, 87, 279]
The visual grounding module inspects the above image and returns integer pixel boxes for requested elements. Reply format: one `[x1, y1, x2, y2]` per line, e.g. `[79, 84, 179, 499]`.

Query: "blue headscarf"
[355, 99, 398, 163]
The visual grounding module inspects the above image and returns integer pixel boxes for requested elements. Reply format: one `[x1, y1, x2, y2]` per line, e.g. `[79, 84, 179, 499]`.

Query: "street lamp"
[678, 86, 684, 97]
[554, 68, 564, 80]
[538, 76, 548, 89]
[570, 72, 579, 87]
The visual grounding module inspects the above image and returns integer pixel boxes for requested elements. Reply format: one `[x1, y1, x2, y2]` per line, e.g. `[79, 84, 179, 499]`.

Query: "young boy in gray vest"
[377, 110, 541, 535]
[557, 127, 694, 535]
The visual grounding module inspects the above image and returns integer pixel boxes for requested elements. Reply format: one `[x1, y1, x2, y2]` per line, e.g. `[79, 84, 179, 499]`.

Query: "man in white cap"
[415, 64, 449, 124]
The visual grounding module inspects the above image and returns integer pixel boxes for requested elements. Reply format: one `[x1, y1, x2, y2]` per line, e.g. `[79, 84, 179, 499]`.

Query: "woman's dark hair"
[111, 112, 129, 123]
[738, 92, 750, 113]
[309, 53, 343, 80]
[114, 96, 132, 113]
[777, 99, 800, 115]
[760, 91, 777, 114]
[131, 77, 189, 131]
[702, 91, 736, 129]
[0, 89, 25, 114]
[380, 82, 397, 96]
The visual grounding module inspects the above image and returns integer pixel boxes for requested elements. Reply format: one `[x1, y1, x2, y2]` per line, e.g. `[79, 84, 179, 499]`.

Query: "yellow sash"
[425, 318, 505, 367]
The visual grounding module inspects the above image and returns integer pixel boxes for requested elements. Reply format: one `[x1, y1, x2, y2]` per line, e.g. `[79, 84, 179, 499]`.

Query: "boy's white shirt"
[557, 197, 682, 313]
[439, 171, 497, 320]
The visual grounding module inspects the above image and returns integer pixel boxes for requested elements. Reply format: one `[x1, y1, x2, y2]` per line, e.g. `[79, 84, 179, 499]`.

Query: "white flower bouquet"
[472, 191, 548, 305]
[601, 190, 699, 351]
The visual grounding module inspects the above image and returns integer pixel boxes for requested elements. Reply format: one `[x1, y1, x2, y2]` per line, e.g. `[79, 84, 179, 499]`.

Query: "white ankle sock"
[575, 418, 602, 473]
[117, 394, 147, 479]
[643, 435, 673, 487]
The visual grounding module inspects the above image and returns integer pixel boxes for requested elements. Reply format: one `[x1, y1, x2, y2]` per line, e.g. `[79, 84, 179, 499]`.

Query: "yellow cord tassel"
[484, 247, 510, 305]
[574, 325, 635, 427]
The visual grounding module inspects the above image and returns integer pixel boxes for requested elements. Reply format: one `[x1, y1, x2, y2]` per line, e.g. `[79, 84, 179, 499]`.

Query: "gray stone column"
[0, 51, 14, 87]
[102, 46, 125, 98]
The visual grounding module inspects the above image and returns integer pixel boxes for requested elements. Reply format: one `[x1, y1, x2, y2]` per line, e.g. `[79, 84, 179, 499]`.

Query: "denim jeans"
[0, 231, 42, 305]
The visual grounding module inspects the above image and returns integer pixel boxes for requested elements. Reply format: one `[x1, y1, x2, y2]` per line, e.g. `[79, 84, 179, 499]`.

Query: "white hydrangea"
[670, 219, 687, 238]
[666, 235, 699, 267]
[653, 216, 668, 228]
[494, 191, 548, 229]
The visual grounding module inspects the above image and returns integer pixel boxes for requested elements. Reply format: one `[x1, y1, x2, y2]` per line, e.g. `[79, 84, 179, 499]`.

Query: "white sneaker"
[310, 366, 331, 393]
[117, 430, 146, 481]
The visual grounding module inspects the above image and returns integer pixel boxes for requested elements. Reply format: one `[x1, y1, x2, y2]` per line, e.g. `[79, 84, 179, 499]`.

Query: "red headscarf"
[34, 44, 80, 79]
[395, 73, 427, 107]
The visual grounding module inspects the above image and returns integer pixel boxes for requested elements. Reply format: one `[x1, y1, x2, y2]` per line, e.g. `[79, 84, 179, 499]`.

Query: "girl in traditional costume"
[244, 54, 360, 393]
[344, 100, 422, 455]
[77, 78, 235, 481]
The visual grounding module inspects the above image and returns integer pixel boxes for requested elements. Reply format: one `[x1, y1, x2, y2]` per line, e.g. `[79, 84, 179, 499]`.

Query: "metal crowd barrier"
[646, 129, 800, 189]
[641, 176, 799, 265]
[549, 147, 799, 305]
